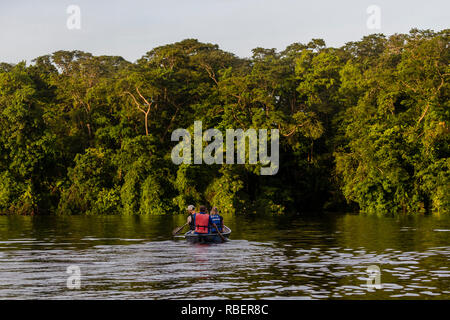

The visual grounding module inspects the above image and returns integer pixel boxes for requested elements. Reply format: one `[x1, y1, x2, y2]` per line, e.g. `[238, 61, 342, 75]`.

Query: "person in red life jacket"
[209, 207, 223, 233]
[193, 205, 210, 234]
[186, 205, 196, 231]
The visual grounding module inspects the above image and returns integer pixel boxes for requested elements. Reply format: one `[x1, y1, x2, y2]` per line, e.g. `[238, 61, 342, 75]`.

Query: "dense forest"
[0, 29, 448, 215]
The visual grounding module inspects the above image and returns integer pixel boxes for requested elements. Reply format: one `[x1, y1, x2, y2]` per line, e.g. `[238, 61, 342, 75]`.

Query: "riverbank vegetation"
[0, 29, 448, 215]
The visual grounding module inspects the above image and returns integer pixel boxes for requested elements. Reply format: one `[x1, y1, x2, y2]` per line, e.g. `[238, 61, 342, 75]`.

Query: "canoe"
[184, 226, 231, 243]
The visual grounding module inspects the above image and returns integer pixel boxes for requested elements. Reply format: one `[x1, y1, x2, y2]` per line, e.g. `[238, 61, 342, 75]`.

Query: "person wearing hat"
[186, 205, 196, 231]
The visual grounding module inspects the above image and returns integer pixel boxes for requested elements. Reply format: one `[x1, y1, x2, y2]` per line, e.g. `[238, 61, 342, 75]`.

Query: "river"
[0, 213, 449, 299]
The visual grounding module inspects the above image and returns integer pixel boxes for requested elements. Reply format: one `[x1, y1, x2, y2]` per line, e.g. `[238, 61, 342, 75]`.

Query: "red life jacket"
[194, 213, 210, 234]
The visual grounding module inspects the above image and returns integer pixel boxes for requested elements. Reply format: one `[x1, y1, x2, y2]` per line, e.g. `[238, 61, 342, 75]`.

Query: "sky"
[0, 0, 448, 63]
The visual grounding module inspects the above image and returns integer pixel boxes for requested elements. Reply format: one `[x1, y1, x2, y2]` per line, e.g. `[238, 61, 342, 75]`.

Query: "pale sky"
[0, 0, 448, 63]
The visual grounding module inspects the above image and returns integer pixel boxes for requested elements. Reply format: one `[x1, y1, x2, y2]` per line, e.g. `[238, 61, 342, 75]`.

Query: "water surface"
[0, 213, 449, 299]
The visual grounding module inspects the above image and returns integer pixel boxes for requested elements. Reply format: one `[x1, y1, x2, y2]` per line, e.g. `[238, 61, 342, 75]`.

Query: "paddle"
[172, 222, 189, 236]
[212, 223, 226, 242]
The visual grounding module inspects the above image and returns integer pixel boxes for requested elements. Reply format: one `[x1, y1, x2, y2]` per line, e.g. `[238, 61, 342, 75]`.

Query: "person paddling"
[193, 205, 210, 234]
[209, 207, 223, 233]
[186, 205, 196, 231]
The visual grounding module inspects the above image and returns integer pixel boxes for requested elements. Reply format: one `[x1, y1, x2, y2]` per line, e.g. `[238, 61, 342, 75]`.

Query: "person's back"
[194, 205, 210, 234]
[209, 207, 223, 233]
[186, 205, 196, 231]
